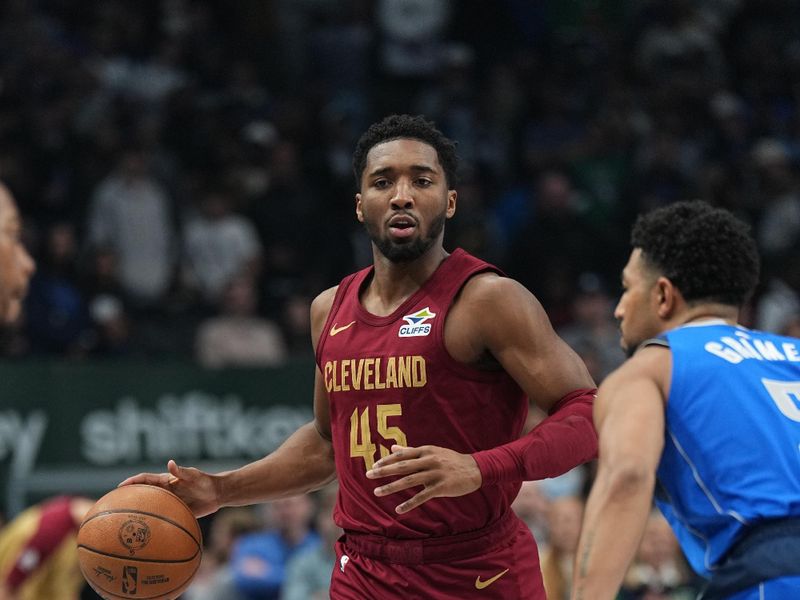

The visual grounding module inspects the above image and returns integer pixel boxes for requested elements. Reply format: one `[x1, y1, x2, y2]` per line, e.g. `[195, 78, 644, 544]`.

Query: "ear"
[654, 276, 678, 319]
[355, 193, 364, 223]
[446, 190, 457, 219]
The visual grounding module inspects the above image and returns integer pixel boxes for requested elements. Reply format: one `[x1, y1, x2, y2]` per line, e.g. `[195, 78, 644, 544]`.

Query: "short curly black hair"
[631, 200, 760, 306]
[352, 114, 458, 190]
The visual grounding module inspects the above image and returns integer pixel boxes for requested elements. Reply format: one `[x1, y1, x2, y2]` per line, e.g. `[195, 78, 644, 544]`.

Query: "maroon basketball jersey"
[316, 249, 528, 539]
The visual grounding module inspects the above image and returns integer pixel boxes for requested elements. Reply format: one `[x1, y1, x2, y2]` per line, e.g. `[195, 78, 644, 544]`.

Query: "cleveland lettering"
[324, 356, 427, 392]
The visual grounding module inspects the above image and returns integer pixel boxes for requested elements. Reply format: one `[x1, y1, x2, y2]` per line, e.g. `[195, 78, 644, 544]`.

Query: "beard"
[364, 212, 446, 263]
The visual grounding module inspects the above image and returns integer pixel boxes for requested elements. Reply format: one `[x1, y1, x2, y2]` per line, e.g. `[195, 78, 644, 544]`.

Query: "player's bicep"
[477, 278, 594, 409]
[310, 286, 337, 443]
[313, 367, 332, 441]
[595, 363, 665, 472]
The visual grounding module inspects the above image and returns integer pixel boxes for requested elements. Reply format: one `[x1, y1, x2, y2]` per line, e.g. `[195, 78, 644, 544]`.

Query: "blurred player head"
[352, 115, 458, 263]
[0, 183, 35, 324]
[615, 200, 759, 354]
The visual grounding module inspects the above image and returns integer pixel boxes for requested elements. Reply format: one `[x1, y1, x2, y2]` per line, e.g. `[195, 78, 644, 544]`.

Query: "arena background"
[0, 1, 799, 595]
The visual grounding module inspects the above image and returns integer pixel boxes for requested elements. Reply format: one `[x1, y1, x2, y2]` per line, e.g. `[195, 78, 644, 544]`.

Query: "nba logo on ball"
[122, 566, 138, 594]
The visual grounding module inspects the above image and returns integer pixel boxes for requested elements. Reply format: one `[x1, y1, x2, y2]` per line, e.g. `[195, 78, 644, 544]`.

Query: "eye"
[373, 179, 391, 190]
[416, 178, 433, 187]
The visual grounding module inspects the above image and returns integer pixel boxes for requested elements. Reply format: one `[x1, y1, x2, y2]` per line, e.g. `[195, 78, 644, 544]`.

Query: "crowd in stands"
[1, 1, 799, 597]
[0, 0, 798, 370]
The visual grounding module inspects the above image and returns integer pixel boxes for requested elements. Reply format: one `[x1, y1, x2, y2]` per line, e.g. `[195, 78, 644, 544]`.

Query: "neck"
[675, 303, 740, 328]
[365, 245, 449, 316]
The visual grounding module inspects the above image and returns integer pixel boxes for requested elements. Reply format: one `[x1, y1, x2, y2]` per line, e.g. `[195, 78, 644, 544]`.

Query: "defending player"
[0, 183, 35, 326]
[572, 201, 800, 599]
[122, 114, 598, 598]
[0, 496, 96, 600]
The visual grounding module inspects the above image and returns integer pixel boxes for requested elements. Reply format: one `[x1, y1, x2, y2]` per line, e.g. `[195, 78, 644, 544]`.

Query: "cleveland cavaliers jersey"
[316, 249, 528, 539]
[0, 497, 85, 600]
[655, 320, 800, 578]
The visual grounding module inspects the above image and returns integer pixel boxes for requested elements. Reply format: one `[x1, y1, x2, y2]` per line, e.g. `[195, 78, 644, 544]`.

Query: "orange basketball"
[77, 484, 202, 600]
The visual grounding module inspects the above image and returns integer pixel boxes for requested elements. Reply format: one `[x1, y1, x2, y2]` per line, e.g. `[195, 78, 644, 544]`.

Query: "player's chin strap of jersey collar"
[632, 337, 670, 357]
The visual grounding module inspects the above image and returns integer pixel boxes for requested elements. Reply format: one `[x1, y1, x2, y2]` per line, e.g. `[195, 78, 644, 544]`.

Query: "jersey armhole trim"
[640, 337, 670, 349]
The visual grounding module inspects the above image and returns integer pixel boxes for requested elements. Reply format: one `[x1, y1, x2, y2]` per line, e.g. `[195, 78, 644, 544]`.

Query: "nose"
[613, 299, 623, 321]
[390, 179, 414, 210]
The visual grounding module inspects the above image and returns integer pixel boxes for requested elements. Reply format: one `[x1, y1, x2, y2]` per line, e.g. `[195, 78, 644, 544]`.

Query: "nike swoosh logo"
[330, 321, 356, 336]
[475, 569, 509, 590]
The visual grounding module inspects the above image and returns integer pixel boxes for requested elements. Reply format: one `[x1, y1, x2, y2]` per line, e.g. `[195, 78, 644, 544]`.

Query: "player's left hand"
[365, 445, 482, 514]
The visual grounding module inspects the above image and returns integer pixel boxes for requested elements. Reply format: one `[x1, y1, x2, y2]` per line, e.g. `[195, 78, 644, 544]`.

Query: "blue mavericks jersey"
[656, 320, 800, 579]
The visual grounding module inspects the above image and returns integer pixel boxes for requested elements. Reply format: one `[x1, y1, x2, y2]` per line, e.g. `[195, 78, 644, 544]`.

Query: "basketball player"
[122, 115, 598, 598]
[0, 183, 35, 326]
[0, 496, 97, 600]
[572, 201, 800, 599]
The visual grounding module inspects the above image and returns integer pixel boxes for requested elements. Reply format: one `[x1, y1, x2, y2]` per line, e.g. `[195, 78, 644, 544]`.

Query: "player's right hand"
[118, 460, 222, 518]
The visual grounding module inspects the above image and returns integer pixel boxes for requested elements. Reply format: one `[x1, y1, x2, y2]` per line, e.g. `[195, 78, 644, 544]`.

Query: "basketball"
[77, 484, 203, 600]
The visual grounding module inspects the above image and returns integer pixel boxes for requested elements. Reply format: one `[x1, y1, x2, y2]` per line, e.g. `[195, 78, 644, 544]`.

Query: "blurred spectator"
[228, 494, 319, 600]
[195, 275, 288, 369]
[539, 495, 584, 600]
[24, 222, 92, 356]
[376, 0, 451, 79]
[86, 294, 132, 357]
[80, 245, 125, 302]
[751, 138, 800, 259]
[248, 138, 352, 314]
[86, 149, 177, 308]
[755, 244, 800, 334]
[280, 484, 341, 600]
[511, 480, 552, 548]
[280, 292, 314, 359]
[540, 465, 589, 501]
[507, 170, 595, 328]
[185, 507, 261, 600]
[635, 1, 725, 91]
[619, 511, 700, 600]
[182, 186, 262, 307]
[630, 127, 694, 214]
[558, 272, 625, 382]
[782, 313, 800, 338]
[0, 496, 100, 600]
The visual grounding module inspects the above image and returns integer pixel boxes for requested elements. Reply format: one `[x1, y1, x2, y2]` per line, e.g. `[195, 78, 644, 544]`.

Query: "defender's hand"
[365, 445, 483, 514]
[118, 460, 221, 518]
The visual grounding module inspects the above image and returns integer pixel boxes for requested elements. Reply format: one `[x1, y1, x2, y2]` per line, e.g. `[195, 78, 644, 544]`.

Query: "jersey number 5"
[350, 404, 408, 470]
[762, 378, 800, 422]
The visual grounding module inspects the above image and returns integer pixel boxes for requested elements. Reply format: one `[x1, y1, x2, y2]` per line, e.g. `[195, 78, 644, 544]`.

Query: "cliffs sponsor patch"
[399, 307, 436, 337]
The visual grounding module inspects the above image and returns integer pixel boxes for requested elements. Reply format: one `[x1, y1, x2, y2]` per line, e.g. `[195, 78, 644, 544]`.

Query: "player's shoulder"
[458, 271, 532, 306]
[605, 344, 671, 394]
[310, 285, 339, 345]
[311, 285, 339, 318]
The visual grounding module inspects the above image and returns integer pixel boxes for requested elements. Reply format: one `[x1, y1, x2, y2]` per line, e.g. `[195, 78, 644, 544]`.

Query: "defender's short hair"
[352, 114, 458, 189]
[631, 200, 760, 306]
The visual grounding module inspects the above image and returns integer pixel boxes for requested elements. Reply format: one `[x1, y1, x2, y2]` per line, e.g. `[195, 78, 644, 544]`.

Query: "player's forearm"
[571, 463, 655, 600]
[472, 388, 597, 483]
[216, 421, 336, 506]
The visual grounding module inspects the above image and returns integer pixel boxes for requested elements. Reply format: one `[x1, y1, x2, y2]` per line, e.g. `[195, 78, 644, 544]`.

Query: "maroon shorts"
[329, 513, 544, 599]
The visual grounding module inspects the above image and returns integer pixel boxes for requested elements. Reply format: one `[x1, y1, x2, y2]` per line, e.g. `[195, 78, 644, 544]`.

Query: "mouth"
[387, 214, 417, 239]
